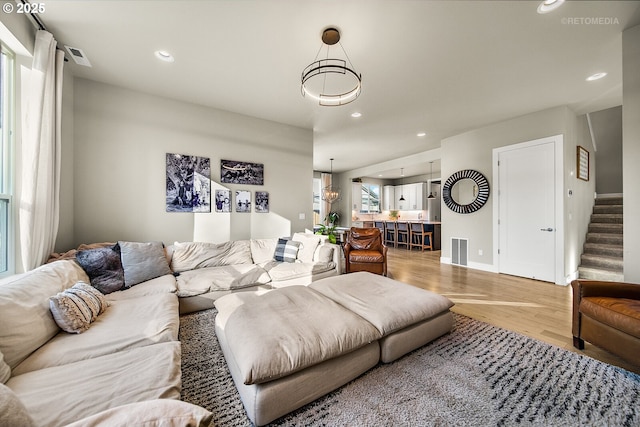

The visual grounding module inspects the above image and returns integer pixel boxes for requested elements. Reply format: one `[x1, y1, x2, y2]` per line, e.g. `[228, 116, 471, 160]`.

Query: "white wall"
[623, 24, 640, 282]
[70, 79, 313, 246]
[440, 105, 595, 282]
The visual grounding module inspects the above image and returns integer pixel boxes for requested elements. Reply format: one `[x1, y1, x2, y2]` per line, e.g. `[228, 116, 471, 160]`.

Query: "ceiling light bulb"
[537, 0, 564, 14]
[417, 132, 427, 137]
[586, 72, 607, 81]
[351, 112, 362, 118]
[155, 50, 175, 62]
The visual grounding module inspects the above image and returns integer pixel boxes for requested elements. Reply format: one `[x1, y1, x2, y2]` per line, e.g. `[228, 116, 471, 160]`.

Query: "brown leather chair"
[344, 227, 388, 276]
[572, 279, 640, 367]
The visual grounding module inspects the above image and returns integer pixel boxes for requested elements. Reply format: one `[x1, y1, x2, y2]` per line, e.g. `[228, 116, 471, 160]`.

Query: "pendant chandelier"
[322, 158, 341, 204]
[398, 168, 406, 202]
[301, 27, 362, 107]
[428, 162, 436, 199]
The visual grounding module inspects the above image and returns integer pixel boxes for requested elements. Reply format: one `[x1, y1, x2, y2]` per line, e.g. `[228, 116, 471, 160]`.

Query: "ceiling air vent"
[64, 45, 92, 67]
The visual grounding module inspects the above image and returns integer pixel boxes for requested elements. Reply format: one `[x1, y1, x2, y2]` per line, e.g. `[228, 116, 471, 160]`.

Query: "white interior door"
[498, 140, 556, 282]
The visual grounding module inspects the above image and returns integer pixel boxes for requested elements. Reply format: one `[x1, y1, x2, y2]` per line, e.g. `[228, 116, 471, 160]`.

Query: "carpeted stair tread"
[588, 223, 623, 234]
[583, 243, 624, 258]
[590, 213, 623, 224]
[594, 205, 623, 214]
[586, 233, 623, 245]
[595, 197, 623, 205]
[578, 266, 625, 282]
[580, 253, 623, 270]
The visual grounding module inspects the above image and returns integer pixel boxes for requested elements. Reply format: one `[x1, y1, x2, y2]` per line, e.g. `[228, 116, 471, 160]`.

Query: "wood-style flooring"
[385, 247, 640, 375]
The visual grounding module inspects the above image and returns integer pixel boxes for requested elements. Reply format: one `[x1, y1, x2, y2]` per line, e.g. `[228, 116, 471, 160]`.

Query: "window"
[0, 44, 14, 276]
[361, 183, 380, 213]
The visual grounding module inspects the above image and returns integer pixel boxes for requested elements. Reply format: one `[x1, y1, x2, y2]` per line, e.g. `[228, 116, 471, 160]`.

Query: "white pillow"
[119, 241, 172, 287]
[292, 233, 321, 263]
[49, 282, 108, 334]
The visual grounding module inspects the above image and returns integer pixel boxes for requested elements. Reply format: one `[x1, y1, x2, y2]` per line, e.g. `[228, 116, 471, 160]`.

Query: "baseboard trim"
[440, 257, 497, 273]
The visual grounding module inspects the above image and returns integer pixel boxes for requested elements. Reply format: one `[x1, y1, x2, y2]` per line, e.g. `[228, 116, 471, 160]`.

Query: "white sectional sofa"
[0, 233, 342, 426]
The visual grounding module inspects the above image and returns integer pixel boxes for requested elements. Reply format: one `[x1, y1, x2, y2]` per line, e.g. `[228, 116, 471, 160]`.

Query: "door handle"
[540, 228, 554, 232]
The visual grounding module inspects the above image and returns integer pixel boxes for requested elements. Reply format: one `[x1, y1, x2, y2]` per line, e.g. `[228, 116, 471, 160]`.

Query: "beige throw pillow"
[49, 282, 108, 334]
[0, 351, 10, 384]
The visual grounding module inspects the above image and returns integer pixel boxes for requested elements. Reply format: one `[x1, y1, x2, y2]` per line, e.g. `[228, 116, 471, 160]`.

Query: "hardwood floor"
[385, 247, 640, 375]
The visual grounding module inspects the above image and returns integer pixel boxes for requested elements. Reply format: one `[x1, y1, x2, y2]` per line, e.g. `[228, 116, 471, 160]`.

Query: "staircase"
[578, 196, 624, 281]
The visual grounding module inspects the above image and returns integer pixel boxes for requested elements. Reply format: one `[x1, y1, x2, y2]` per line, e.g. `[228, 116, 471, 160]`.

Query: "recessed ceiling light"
[351, 112, 362, 118]
[417, 132, 427, 137]
[155, 50, 175, 62]
[586, 72, 607, 81]
[537, 0, 565, 14]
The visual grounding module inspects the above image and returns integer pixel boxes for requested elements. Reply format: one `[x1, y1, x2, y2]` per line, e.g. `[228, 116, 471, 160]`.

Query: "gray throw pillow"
[119, 241, 172, 288]
[273, 238, 301, 263]
[76, 244, 125, 294]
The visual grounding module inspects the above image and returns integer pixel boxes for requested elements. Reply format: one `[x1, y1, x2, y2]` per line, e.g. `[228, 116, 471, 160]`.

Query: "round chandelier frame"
[301, 27, 362, 107]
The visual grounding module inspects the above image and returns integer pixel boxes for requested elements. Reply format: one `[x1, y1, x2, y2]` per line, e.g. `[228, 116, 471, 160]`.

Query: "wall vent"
[451, 238, 469, 266]
[64, 45, 92, 67]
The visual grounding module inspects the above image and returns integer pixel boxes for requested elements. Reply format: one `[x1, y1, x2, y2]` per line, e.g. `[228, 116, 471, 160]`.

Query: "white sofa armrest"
[314, 242, 344, 275]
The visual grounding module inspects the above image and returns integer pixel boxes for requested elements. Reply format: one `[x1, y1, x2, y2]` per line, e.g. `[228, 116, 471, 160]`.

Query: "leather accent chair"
[571, 279, 640, 367]
[344, 227, 388, 276]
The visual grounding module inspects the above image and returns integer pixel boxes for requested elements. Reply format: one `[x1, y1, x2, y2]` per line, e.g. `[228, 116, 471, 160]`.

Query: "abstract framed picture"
[577, 146, 589, 181]
[235, 190, 251, 212]
[215, 189, 231, 213]
[255, 191, 269, 213]
[166, 153, 211, 213]
[221, 159, 264, 185]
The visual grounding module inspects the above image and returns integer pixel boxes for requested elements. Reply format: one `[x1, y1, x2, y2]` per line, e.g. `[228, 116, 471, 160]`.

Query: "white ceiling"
[36, 0, 640, 179]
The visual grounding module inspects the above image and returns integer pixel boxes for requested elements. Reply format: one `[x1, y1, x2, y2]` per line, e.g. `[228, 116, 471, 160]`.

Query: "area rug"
[179, 309, 640, 426]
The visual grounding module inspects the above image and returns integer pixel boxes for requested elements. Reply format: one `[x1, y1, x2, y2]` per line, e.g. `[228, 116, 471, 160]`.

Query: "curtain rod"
[19, 0, 47, 31]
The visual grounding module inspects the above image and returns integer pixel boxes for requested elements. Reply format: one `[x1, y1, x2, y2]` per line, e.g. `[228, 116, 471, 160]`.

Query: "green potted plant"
[389, 210, 399, 220]
[326, 211, 340, 226]
[315, 224, 338, 244]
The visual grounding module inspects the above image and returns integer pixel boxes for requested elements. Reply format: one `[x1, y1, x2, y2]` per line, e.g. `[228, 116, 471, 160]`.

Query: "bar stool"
[384, 221, 397, 247]
[374, 221, 385, 236]
[396, 221, 410, 249]
[410, 222, 433, 251]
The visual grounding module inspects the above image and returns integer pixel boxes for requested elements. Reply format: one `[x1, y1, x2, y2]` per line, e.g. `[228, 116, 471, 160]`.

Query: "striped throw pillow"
[49, 282, 108, 334]
[273, 238, 301, 263]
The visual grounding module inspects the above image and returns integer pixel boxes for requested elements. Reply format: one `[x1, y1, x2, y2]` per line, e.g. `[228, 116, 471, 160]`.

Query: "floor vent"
[451, 238, 469, 266]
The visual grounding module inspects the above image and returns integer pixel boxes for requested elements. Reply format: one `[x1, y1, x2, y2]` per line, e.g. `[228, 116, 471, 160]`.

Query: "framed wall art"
[577, 146, 589, 181]
[255, 191, 269, 213]
[166, 153, 211, 213]
[235, 190, 251, 212]
[221, 159, 264, 185]
[215, 189, 231, 212]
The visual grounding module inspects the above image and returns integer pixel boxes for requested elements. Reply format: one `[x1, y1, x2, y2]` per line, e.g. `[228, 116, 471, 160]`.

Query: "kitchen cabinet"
[383, 185, 396, 210]
[396, 183, 426, 210]
[352, 183, 362, 212]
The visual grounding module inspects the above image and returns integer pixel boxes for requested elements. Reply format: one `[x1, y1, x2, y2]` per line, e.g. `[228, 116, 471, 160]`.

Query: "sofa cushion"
[315, 245, 335, 263]
[119, 241, 172, 288]
[63, 399, 213, 427]
[581, 297, 640, 339]
[13, 292, 179, 375]
[291, 233, 321, 263]
[250, 238, 278, 264]
[49, 281, 109, 334]
[7, 342, 181, 427]
[76, 244, 125, 294]
[273, 238, 300, 263]
[214, 286, 381, 385]
[175, 265, 271, 297]
[348, 250, 385, 263]
[171, 240, 253, 272]
[0, 260, 89, 370]
[311, 272, 454, 336]
[0, 383, 36, 427]
[105, 274, 177, 301]
[262, 261, 336, 282]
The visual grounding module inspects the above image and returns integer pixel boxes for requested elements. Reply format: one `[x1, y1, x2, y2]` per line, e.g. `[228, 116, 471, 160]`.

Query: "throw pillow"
[0, 383, 36, 427]
[0, 351, 10, 384]
[119, 241, 172, 288]
[317, 245, 335, 263]
[49, 282, 108, 334]
[273, 238, 301, 263]
[291, 233, 321, 263]
[76, 244, 125, 294]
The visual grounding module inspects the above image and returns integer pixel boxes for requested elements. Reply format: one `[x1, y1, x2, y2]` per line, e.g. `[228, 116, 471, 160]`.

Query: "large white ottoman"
[214, 272, 454, 425]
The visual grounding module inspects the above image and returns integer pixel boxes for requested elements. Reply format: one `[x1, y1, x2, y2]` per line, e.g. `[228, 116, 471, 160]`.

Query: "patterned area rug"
[179, 309, 640, 426]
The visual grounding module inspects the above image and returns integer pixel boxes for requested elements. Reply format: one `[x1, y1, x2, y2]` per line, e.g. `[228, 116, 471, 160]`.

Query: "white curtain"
[20, 30, 64, 270]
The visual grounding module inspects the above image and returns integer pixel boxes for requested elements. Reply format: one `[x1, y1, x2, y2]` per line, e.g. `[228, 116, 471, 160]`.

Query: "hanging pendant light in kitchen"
[398, 168, 405, 202]
[427, 161, 436, 199]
